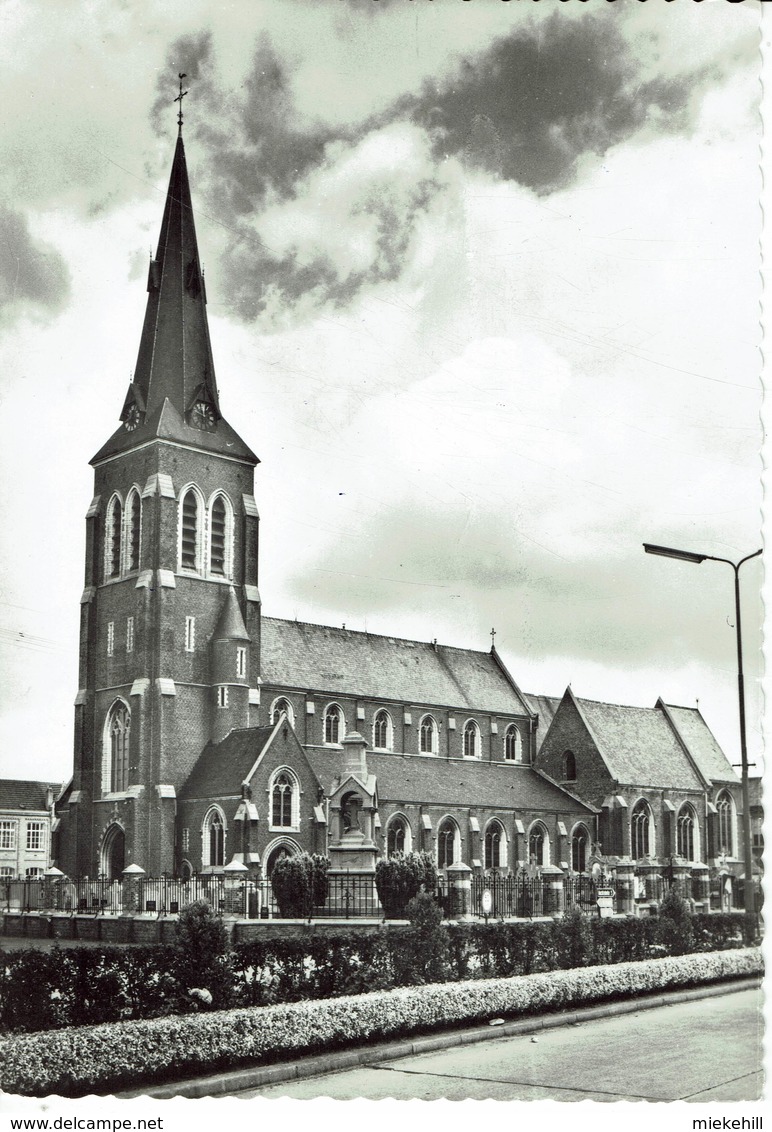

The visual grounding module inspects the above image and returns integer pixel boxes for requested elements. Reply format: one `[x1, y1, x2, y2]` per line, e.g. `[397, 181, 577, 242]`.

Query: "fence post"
[540, 865, 565, 917]
[614, 862, 635, 915]
[445, 862, 473, 921]
[690, 864, 710, 911]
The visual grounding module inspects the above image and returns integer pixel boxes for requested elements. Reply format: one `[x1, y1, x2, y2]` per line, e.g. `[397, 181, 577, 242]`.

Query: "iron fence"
[470, 872, 545, 919]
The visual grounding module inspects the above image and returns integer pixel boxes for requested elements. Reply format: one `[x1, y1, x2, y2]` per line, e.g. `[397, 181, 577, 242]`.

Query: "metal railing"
[469, 872, 545, 919]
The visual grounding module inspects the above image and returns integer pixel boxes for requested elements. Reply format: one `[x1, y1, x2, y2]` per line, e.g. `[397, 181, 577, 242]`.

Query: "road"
[236, 987, 763, 1101]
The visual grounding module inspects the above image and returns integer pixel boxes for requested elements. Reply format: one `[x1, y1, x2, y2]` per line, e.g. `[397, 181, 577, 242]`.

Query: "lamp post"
[643, 542, 761, 920]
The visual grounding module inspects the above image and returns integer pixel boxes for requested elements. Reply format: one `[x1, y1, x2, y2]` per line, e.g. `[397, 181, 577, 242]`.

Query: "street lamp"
[643, 542, 762, 919]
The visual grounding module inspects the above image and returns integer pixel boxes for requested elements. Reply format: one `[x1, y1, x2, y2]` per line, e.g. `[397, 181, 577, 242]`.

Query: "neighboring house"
[0, 780, 61, 877]
[533, 687, 746, 909]
[748, 775, 763, 866]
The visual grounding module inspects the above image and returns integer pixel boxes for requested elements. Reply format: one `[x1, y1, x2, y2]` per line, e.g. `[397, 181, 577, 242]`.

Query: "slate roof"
[572, 696, 704, 790]
[523, 693, 562, 752]
[180, 727, 278, 800]
[260, 618, 531, 715]
[0, 780, 60, 812]
[662, 704, 739, 784]
[305, 748, 595, 814]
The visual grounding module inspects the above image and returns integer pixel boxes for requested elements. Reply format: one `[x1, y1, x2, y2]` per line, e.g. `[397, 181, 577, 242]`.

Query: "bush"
[171, 901, 233, 1010]
[657, 888, 695, 956]
[375, 852, 437, 918]
[271, 854, 330, 918]
[0, 948, 761, 1097]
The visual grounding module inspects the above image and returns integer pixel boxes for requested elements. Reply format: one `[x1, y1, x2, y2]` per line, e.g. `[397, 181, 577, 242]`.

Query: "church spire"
[92, 90, 256, 466]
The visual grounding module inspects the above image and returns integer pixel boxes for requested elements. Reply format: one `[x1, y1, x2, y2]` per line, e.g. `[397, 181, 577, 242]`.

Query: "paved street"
[237, 987, 763, 1101]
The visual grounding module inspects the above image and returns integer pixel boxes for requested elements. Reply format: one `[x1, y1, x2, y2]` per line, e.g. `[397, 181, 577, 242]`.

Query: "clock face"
[124, 404, 142, 431]
[191, 401, 217, 431]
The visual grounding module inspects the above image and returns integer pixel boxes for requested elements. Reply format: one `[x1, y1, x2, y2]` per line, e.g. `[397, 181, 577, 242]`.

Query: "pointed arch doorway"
[101, 823, 126, 879]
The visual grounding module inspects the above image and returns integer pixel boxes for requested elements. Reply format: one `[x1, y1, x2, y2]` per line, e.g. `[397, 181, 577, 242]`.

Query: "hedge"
[0, 948, 761, 1097]
[0, 910, 750, 1032]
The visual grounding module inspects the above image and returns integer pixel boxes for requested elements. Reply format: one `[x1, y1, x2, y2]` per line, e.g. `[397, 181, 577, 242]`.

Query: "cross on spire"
[174, 73, 189, 135]
[490, 627, 496, 650]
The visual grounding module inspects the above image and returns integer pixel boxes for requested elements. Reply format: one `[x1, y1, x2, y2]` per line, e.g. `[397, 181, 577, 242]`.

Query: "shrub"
[555, 906, 594, 969]
[0, 948, 761, 1097]
[375, 852, 437, 918]
[657, 888, 695, 956]
[399, 893, 450, 984]
[271, 854, 330, 918]
[171, 900, 233, 1010]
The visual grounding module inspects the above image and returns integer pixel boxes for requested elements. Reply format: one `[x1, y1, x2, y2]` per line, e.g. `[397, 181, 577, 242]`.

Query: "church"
[54, 122, 745, 909]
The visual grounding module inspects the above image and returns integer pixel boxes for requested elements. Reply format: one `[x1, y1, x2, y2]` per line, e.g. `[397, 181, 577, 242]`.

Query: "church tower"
[59, 119, 261, 877]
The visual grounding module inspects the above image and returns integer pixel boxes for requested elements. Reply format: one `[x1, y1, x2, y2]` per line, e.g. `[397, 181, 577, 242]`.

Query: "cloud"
[0, 207, 70, 322]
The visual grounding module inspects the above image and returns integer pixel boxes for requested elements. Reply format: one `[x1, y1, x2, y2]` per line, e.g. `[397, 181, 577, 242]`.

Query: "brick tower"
[58, 124, 261, 877]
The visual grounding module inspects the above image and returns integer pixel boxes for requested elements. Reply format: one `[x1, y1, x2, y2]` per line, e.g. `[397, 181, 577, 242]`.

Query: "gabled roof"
[180, 727, 277, 800]
[568, 691, 705, 790]
[662, 703, 739, 785]
[260, 618, 531, 715]
[305, 748, 596, 814]
[91, 135, 256, 466]
[523, 693, 562, 751]
[0, 780, 60, 812]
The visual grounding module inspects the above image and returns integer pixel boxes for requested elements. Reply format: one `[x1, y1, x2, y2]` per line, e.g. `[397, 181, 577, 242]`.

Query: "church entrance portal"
[101, 824, 125, 879]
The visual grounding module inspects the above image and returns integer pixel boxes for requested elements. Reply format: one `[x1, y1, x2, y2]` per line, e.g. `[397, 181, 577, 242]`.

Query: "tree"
[271, 853, 330, 918]
[375, 851, 438, 918]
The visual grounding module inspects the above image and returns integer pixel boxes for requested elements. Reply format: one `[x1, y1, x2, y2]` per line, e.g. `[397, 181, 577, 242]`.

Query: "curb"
[120, 974, 761, 1099]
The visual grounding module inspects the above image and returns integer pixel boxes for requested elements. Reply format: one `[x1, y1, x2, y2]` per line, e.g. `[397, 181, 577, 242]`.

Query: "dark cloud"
[0, 207, 70, 320]
[156, 17, 701, 327]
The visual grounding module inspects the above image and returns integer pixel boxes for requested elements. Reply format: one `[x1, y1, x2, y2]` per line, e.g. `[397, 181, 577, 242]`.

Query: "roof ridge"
[262, 615, 494, 657]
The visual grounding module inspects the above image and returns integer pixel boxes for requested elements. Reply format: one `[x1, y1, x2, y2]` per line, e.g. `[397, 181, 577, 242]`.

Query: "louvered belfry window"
[181, 490, 199, 570]
[210, 496, 226, 575]
[107, 498, 122, 577]
[127, 492, 141, 571]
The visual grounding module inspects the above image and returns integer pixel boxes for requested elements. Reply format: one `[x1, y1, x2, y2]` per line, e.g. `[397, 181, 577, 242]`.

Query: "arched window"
[504, 724, 522, 762]
[203, 808, 225, 869]
[126, 489, 141, 573]
[563, 751, 577, 781]
[528, 823, 548, 866]
[437, 818, 459, 868]
[103, 701, 130, 794]
[571, 824, 590, 873]
[716, 790, 735, 856]
[179, 487, 202, 572]
[208, 493, 233, 578]
[419, 715, 438, 755]
[373, 710, 392, 751]
[677, 804, 697, 861]
[387, 815, 411, 857]
[485, 821, 506, 870]
[270, 697, 295, 726]
[463, 719, 481, 759]
[631, 800, 653, 859]
[271, 773, 294, 828]
[324, 703, 344, 745]
[105, 495, 122, 579]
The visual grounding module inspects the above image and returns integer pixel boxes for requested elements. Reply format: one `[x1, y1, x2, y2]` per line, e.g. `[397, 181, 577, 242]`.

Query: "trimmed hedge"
[0, 948, 761, 1097]
[0, 910, 750, 1032]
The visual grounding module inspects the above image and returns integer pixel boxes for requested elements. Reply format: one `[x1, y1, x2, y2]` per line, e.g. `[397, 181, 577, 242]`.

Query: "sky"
[0, 0, 765, 785]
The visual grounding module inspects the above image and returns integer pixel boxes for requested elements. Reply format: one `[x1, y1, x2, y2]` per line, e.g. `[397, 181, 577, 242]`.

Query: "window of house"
[271, 772, 296, 828]
[716, 791, 734, 856]
[485, 821, 504, 870]
[463, 719, 481, 759]
[504, 724, 522, 762]
[126, 616, 134, 654]
[631, 800, 653, 859]
[25, 867, 43, 878]
[180, 488, 201, 571]
[105, 495, 122, 579]
[437, 818, 458, 868]
[387, 816, 409, 857]
[677, 804, 696, 861]
[529, 823, 548, 866]
[127, 489, 141, 572]
[216, 686, 228, 709]
[107, 701, 130, 793]
[236, 647, 246, 679]
[373, 709, 392, 751]
[0, 821, 16, 850]
[0, 866, 14, 878]
[571, 825, 589, 872]
[210, 495, 227, 576]
[419, 715, 438, 755]
[107, 621, 115, 657]
[204, 809, 225, 868]
[26, 822, 44, 851]
[185, 616, 195, 653]
[270, 698, 294, 726]
[563, 750, 577, 781]
[324, 703, 343, 745]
